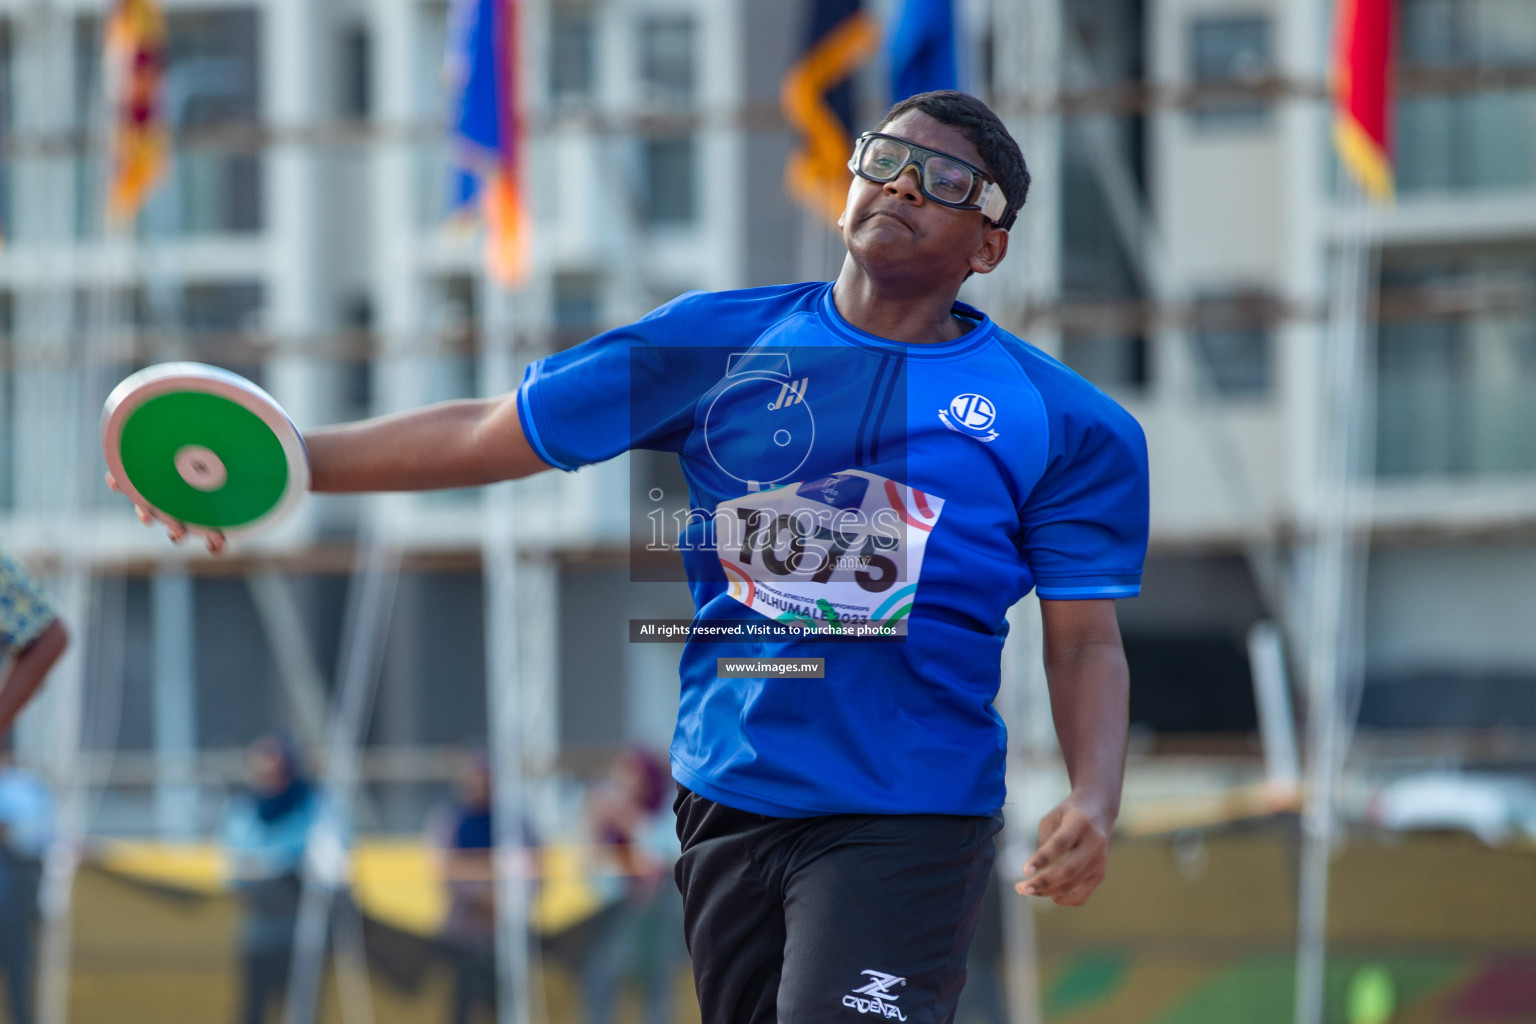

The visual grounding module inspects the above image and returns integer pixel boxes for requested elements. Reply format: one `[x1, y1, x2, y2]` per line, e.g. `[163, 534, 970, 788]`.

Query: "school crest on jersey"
[938, 392, 999, 442]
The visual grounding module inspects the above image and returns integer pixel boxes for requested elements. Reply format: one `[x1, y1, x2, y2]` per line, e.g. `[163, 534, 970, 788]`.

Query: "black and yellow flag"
[781, 0, 879, 224]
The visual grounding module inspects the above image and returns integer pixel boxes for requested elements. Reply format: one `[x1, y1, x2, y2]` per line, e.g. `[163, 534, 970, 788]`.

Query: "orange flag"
[1332, 0, 1395, 202]
[104, 0, 169, 225]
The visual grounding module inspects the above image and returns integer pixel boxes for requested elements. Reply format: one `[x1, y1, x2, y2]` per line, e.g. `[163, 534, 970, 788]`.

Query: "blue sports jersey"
[518, 282, 1148, 817]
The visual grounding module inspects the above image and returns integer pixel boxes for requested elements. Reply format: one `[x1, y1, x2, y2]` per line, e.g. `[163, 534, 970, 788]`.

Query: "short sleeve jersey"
[518, 282, 1149, 817]
[0, 550, 58, 655]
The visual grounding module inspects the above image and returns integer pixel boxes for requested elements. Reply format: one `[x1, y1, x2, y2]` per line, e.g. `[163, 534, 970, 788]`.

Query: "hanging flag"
[781, 0, 879, 225]
[1331, 0, 1395, 202]
[888, 0, 958, 102]
[448, 0, 527, 285]
[104, 0, 169, 225]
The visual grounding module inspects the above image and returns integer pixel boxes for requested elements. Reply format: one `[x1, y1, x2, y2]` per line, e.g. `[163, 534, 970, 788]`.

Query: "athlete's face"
[839, 111, 1008, 282]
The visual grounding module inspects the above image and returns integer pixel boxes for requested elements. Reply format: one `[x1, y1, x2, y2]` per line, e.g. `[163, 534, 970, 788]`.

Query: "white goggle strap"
[976, 181, 1009, 224]
[850, 140, 1010, 225]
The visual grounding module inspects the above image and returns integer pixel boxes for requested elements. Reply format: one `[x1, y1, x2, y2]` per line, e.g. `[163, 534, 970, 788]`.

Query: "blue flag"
[889, 0, 958, 101]
[447, 0, 526, 283]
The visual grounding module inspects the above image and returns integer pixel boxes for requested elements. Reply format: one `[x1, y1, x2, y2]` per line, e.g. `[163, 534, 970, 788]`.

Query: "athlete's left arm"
[1016, 598, 1129, 907]
[0, 618, 69, 737]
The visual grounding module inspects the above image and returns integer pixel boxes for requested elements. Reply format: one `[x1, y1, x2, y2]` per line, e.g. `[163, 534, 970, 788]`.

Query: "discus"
[102, 362, 309, 537]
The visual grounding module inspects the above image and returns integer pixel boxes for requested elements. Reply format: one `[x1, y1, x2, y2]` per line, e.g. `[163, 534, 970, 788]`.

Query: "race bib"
[715, 470, 944, 636]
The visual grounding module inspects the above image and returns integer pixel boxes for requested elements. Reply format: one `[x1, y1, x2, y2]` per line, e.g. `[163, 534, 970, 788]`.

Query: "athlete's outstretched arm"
[1016, 598, 1130, 907]
[305, 392, 552, 492]
[109, 391, 554, 551]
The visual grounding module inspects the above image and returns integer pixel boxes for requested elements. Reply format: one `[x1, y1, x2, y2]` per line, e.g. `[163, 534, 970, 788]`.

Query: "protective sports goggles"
[848, 132, 1011, 226]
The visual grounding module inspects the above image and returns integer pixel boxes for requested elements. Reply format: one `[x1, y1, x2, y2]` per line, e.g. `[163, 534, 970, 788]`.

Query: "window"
[1062, 334, 1150, 394]
[1191, 292, 1274, 397]
[637, 15, 694, 108]
[553, 271, 603, 349]
[1375, 253, 1536, 477]
[1188, 14, 1271, 129]
[550, 8, 595, 105]
[184, 281, 264, 337]
[177, 10, 262, 234]
[71, 16, 109, 241]
[178, 281, 266, 380]
[1397, 0, 1536, 193]
[1402, 0, 1536, 69]
[641, 136, 696, 226]
[426, 274, 477, 358]
[414, 2, 452, 227]
[337, 295, 374, 421]
[1060, 124, 1143, 302]
[0, 21, 11, 246]
[339, 23, 371, 120]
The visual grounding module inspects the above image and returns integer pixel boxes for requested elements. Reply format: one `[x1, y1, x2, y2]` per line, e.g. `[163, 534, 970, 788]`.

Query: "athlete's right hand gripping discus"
[102, 362, 309, 538]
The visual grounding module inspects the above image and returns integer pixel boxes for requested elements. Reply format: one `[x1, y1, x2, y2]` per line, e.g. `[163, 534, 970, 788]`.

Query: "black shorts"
[673, 786, 1003, 1024]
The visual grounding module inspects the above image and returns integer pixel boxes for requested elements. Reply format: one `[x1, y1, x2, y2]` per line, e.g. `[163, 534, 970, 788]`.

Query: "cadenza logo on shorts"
[842, 970, 908, 1020]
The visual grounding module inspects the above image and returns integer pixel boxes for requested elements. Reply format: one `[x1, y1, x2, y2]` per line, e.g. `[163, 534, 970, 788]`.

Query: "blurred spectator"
[578, 747, 687, 1024]
[0, 734, 52, 1024]
[223, 733, 321, 1024]
[430, 751, 498, 1024]
[0, 548, 70, 739]
[0, 548, 65, 1024]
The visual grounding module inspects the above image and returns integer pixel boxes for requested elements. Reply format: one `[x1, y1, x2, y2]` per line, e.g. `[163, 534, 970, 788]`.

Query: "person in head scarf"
[578, 747, 687, 1024]
[432, 750, 498, 1024]
[222, 732, 321, 1024]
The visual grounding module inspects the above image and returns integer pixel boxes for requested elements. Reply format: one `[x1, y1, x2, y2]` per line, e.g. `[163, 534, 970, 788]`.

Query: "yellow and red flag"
[104, 0, 169, 225]
[781, 0, 879, 225]
[1331, 0, 1395, 202]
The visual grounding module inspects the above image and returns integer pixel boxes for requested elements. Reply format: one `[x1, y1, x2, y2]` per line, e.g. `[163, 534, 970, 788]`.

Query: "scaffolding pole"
[26, 0, 115, 1019]
[281, 516, 400, 1024]
[482, 279, 536, 1024]
[986, 0, 1064, 1021]
[1293, 177, 1376, 1024]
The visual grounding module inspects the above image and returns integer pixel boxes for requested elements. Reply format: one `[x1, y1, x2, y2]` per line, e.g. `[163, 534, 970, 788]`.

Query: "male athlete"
[118, 91, 1147, 1024]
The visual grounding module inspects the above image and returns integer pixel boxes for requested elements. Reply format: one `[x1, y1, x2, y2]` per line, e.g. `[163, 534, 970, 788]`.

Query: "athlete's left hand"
[1017, 798, 1111, 906]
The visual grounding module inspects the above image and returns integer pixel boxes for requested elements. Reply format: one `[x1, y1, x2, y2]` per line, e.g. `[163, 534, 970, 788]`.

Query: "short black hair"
[877, 90, 1030, 230]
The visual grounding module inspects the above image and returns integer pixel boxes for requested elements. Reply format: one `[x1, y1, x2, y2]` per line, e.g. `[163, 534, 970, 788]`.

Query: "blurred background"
[1, 0, 1535, 1022]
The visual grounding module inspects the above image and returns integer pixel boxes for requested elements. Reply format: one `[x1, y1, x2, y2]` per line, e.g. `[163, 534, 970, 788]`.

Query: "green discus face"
[118, 391, 290, 530]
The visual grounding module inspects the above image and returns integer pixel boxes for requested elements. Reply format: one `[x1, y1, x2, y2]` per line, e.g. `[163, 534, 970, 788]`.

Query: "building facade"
[0, 0, 1533, 837]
